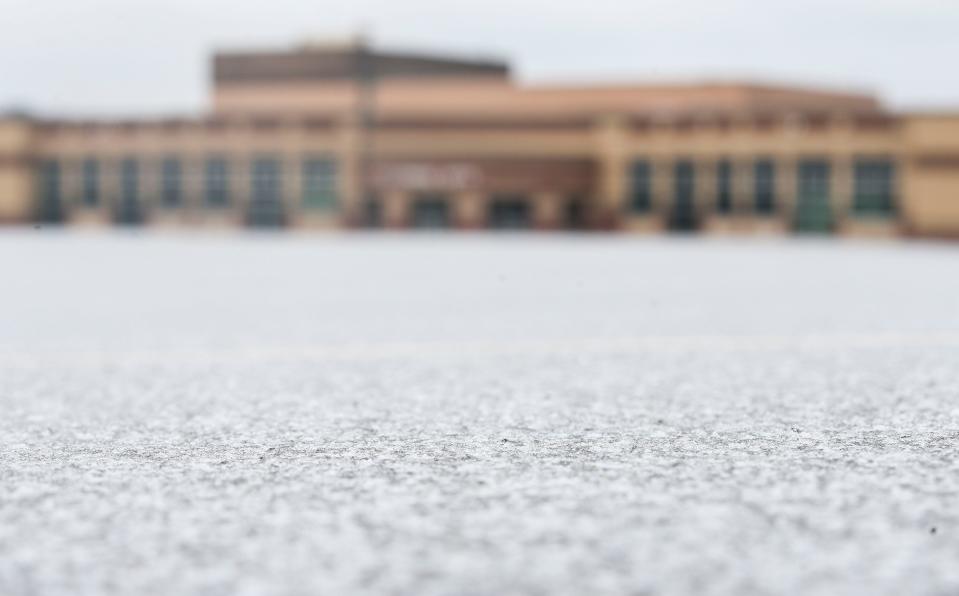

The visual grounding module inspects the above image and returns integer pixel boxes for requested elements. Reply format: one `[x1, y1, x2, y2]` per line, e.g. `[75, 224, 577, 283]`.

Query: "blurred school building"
[2, 39, 959, 236]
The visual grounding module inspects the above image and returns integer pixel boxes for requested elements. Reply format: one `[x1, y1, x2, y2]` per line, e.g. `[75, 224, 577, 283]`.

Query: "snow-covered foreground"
[2, 231, 959, 596]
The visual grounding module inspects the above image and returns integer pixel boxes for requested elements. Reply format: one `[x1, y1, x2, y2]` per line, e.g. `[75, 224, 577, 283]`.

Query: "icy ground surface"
[2, 232, 959, 596]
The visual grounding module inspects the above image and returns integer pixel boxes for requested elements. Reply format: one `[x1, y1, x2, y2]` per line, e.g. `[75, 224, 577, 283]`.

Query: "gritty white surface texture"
[2, 232, 959, 596]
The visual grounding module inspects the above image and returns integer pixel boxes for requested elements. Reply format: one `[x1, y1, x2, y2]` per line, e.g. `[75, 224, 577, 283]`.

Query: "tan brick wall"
[212, 79, 878, 119]
[903, 164, 959, 236]
[0, 119, 35, 223]
[902, 115, 959, 236]
[20, 107, 959, 239]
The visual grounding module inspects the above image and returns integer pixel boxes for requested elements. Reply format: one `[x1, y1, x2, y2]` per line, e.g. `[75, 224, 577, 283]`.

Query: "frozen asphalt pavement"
[1, 232, 959, 595]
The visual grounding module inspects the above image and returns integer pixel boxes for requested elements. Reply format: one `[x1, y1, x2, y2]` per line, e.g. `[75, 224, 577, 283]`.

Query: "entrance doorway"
[360, 196, 383, 228]
[410, 195, 451, 229]
[564, 196, 587, 230]
[488, 196, 532, 230]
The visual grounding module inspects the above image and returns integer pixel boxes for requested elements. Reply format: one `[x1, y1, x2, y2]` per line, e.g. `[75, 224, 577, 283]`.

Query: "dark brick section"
[371, 117, 593, 131]
[214, 47, 509, 85]
[369, 159, 596, 194]
[915, 154, 959, 169]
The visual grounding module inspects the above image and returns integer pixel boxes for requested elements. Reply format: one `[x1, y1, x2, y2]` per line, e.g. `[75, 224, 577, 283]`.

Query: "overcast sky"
[2, 0, 957, 116]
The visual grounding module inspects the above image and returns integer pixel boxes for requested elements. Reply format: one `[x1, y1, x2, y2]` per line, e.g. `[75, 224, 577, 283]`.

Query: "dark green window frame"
[120, 158, 139, 206]
[795, 159, 833, 232]
[247, 156, 285, 226]
[160, 158, 183, 208]
[628, 160, 653, 213]
[302, 157, 338, 209]
[37, 159, 63, 222]
[204, 157, 230, 207]
[754, 159, 776, 215]
[716, 160, 733, 214]
[251, 157, 282, 205]
[81, 158, 99, 207]
[798, 160, 831, 203]
[853, 159, 896, 217]
[674, 160, 696, 208]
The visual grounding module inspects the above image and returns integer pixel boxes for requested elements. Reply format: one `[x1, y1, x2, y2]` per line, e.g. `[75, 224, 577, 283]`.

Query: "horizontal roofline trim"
[22, 110, 901, 133]
[210, 77, 876, 98]
[517, 80, 877, 99]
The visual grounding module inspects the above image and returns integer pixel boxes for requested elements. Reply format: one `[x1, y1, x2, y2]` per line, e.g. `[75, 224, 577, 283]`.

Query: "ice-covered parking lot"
[2, 232, 959, 596]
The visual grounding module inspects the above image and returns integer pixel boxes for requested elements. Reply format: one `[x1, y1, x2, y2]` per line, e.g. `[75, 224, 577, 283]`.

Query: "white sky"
[1, 0, 957, 116]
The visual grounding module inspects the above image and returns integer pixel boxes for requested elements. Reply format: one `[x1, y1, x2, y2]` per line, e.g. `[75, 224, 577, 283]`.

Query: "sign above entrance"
[368, 159, 596, 193]
[371, 163, 483, 192]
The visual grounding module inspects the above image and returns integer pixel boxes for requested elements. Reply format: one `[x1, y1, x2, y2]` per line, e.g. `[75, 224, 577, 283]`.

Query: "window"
[798, 160, 830, 202]
[302, 158, 337, 209]
[251, 157, 282, 204]
[81, 159, 99, 207]
[205, 158, 230, 207]
[853, 159, 895, 216]
[796, 159, 832, 232]
[675, 160, 696, 206]
[39, 160, 60, 199]
[160, 158, 182, 207]
[628, 161, 653, 213]
[37, 160, 63, 222]
[716, 160, 733, 214]
[248, 156, 284, 226]
[120, 158, 139, 206]
[670, 160, 697, 230]
[116, 158, 143, 225]
[754, 160, 776, 215]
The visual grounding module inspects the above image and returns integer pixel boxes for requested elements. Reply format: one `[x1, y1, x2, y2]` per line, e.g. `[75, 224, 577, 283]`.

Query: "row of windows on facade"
[37, 157, 338, 209]
[38, 156, 896, 217]
[627, 158, 897, 215]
